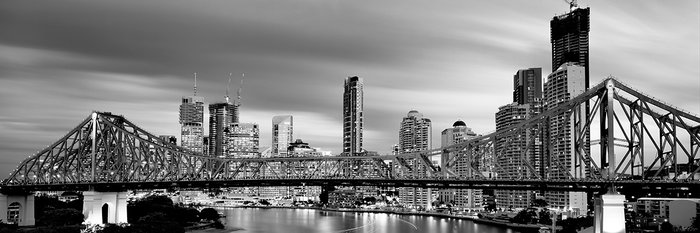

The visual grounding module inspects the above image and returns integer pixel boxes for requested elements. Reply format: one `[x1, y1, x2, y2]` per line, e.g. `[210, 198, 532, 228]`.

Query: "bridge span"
[0, 78, 698, 229]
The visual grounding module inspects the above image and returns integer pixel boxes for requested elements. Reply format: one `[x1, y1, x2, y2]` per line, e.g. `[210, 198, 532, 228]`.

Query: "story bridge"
[0, 77, 698, 229]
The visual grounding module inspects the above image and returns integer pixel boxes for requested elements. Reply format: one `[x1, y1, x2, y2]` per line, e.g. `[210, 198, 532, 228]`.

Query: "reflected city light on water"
[220, 208, 521, 233]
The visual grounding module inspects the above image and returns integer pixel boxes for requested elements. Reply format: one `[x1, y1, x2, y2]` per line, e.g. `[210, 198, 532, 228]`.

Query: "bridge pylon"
[0, 193, 35, 226]
[82, 190, 128, 225]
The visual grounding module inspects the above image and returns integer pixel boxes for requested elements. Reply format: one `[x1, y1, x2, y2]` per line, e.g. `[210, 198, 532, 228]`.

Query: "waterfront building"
[180, 96, 205, 154]
[494, 103, 540, 209]
[543, 62, 588, 216]
[634, 197, 700, 230]
[209, 102, 238, 158]
[551, 6, 590, 89]
[343, 76, 363, 155]
[272, 115, 293, 157]
[494, 67, 544, 209]
[398, 110, 432, 209]
[439, 120, 481, 209]
[287, 139, 322, 200]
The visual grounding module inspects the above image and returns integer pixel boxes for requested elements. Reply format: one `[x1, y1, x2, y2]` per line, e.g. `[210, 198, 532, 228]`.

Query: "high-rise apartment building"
[343, 76, 363, 155]
[272, 115, 293, 157]
[398, 110, 432, 209]
[494, 67, 545, 209]
[543, 62, 588, 216]
[209, 102, 238, 158]
[551, 7, 590, 89]
[440, 120, 481, 209]
[180, 96, 205, 154]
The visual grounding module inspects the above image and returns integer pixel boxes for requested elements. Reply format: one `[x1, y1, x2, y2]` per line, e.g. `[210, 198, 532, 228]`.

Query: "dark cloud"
[0, 0, 698, 175]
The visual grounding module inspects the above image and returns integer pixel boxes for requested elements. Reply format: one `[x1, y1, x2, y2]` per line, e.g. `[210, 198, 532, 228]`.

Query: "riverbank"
[212, 205, 553, 232]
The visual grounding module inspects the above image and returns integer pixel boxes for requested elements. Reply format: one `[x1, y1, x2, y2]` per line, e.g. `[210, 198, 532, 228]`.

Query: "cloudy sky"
[1, 0, 698, 176]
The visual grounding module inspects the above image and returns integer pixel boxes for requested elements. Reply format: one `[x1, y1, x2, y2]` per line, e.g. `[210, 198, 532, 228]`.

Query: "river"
[218, 208, 521, 233]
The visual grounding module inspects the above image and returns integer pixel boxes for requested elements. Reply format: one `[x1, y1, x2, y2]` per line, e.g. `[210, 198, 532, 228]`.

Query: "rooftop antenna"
[236, 73, 245, 107]
[226, 73, 232, 104]
[193, 72, 198, 96]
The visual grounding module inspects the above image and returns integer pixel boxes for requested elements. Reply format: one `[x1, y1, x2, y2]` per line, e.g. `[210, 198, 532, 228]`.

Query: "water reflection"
[219, 208, 519, 233]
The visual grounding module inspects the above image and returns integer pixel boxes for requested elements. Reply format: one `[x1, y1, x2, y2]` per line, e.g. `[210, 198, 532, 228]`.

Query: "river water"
[218, 208, 520, 233]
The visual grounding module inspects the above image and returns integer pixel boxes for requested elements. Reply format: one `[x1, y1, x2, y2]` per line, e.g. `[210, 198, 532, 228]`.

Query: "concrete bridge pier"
[593, 194, 626, 233]
[82, 191, 128, 225]
[0, 193, 35, 226]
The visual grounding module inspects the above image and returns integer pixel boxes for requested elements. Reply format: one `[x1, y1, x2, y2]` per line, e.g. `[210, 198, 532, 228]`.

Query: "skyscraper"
[272, 115, 293, 157]
[398, 110, 432, 209]
[440, 120, 481, 209]
[209, 102, 238, 158]
[343, 76, 363, 155]
[551, 6, 590, 88]
[513, 68, 543, 105]
[494, 67, 544, 209]
[225, 122, 260, 158]
[180, 95, 205, 154]
[543, 62, 588, 216]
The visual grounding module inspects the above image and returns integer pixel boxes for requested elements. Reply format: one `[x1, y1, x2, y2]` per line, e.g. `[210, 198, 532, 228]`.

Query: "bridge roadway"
[1, 177, 697, 193]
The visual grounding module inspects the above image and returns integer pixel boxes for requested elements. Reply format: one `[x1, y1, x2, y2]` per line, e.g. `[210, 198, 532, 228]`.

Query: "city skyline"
[1, 0, 699, 176]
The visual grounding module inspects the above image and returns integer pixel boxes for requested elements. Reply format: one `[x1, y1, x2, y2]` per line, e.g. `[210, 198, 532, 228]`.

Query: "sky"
[0, 0, 698, 176]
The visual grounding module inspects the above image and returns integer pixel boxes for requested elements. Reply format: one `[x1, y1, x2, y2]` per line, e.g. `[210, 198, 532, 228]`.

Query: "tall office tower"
[224, 122, 260, 195]
[513, 68, 543, 105]
[225, 123, 260, 158]
[209, 102, 238, 158]
[272, 115, 294, 157]
[398, 110, 432, 209]
[343, 76, 363, 155]
[180, 96, 205, 154]
[439, 120, 481, 209]
[543, 62, 588, 216]
[551, 6, 590, 89]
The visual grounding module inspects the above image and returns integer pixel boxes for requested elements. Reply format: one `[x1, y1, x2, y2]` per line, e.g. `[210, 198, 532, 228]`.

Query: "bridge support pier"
[83, 191, 128, 225]
[0, 193, 35, 226]
[594, 194, 626, 233]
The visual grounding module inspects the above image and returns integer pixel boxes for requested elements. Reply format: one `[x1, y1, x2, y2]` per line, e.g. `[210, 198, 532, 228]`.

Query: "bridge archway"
[0, 194, 35, 226]
[82, 191, 128, 225]
[6, 202, 21, 224]
[101, 203, 109, 224]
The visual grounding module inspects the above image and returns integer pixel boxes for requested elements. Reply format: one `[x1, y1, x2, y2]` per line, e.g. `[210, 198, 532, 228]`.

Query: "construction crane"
[563, 0, 578, 11]
[236, 73, 245, 107]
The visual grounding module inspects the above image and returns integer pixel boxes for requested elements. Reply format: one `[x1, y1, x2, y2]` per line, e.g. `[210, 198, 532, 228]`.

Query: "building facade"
[543, 62, 588, 216]
[343, 76, 363, 155]
[180, 96, 205, 154]
[225, 123, 260, 158]
[440, 120, 481, 209]
[209, 102, 238, 158]
[551, 7, 590, 89]
[398, 110, 432, 209]
[272, 115, 293, 157]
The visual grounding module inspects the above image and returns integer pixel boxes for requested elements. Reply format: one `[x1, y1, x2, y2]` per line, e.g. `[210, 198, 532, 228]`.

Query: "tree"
[363, 197, 377, 204]
[258, 199, 271, 206]
[538, 209, 552, 225]
[484, 202, 497, 212]
[37, 208, 84, 226]
[200, 208, 220, 221]
[512, 209, 537, 224]
[660, 221, 673, 233]
[532, 199, 548, 207]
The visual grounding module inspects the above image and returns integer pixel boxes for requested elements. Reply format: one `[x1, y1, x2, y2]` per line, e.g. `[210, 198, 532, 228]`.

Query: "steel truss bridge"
[1, 77, 699, 194]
